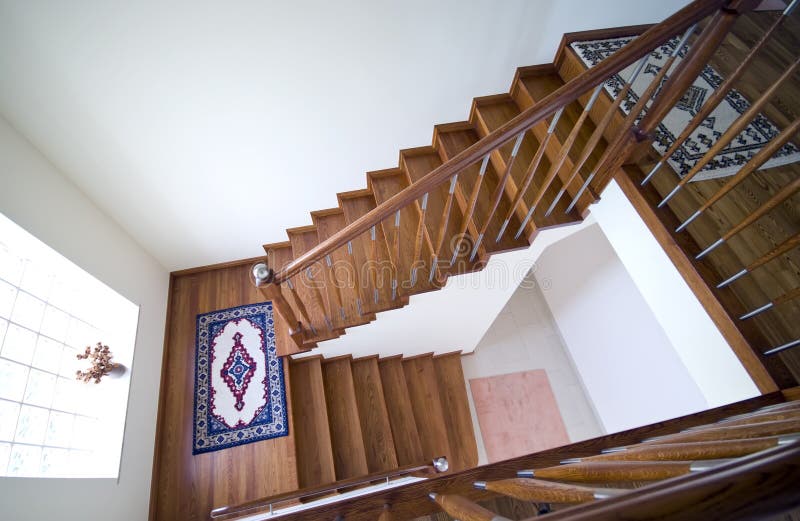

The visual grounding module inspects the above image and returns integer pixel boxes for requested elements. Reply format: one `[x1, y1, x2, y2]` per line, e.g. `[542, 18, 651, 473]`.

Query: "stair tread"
[321, 357, 370, 480]
[289, 357, 337, 488]
[401, 354, 453, 464]
[377, 357, 425, 465]
[351, 356, 400, 473]
[433, 352, 479, 472]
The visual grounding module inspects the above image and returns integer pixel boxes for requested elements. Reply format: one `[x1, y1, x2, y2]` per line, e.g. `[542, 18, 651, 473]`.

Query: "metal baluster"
[718, 233, 800, 288]
[430, 175, 459, 283]
[764, 338, 800, 356]
[451, 154, 490, 266]
[470, 132, 526, 261]
[642, 0, 797, 187]
[676, 116, 800, 233]
[740, 287, 800, 320]
[696, 177, 800, 260]
[370, 225, 380, 304]
[392, 210, 401, 299]
[284, 278, 316, 337]
[306, 265, 333, 331]
[325, 253, 346, 323]
[411, 193, 429, 285]
[495, 108, 564, 242]
[345, 239, 367, 316]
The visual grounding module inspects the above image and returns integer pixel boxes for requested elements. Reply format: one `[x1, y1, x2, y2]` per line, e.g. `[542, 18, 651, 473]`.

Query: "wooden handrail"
[210, 460, 438, 520]
[270, 0, 728, 284]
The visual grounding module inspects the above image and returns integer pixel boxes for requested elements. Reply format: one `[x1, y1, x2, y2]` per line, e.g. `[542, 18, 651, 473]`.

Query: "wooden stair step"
[399, 147, 483, 277]
[262, 241, 339, 346]
[289, 356, 337, 488]
[511, 66, 599, 214]
[471, 95, 581, 237]
[337, 189, 409, 314]
[321, 355, 370, 480]
[402, 353, 452, 464]
[432, 352, 479, 472]
[377, 356, 425, 465]
[351, 355, 399, 473]
[434, 122, 531, 257]
[311, 208, 376, 328]
[368, 169, 439, 295]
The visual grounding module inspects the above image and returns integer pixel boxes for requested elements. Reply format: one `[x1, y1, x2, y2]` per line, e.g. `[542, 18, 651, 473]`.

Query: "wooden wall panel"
[150, 263, 299, 521]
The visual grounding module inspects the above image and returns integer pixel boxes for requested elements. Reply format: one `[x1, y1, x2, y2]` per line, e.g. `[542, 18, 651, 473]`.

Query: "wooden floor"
[149, 262, 299, 521]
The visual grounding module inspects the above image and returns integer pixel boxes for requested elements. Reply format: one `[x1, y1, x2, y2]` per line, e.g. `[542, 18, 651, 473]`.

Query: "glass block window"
[0, 212, 139, 478]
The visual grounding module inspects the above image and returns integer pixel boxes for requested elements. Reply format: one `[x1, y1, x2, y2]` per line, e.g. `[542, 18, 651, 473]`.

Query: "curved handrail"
[271, 0, 729, 284]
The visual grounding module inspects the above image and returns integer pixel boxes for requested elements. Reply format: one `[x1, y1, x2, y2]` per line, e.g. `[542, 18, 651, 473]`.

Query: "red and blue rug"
[193, 302, 288, 454]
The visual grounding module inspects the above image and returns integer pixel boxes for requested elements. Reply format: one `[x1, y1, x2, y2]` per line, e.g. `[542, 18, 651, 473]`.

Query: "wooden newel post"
[252, 262, 305, 348]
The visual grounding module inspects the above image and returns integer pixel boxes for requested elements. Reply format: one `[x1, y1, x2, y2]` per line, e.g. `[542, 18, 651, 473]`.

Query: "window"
[0, 212, 139, 478]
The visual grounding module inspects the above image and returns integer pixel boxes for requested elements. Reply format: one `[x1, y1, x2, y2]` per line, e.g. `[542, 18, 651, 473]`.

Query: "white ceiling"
[0, 0, 689, 271]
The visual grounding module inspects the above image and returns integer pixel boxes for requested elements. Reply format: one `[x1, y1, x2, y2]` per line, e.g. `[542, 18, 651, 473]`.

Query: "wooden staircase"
[259, 63, 596, 356]
[289, 351, 478, 490]
[253, 0, 800, 397]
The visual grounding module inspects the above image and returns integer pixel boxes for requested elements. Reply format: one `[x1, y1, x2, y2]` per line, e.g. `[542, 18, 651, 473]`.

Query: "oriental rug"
[193, 302, 288, 454]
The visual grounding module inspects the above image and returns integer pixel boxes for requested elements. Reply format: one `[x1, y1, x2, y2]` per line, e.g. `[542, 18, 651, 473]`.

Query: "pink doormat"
[470, 369, 569, 463]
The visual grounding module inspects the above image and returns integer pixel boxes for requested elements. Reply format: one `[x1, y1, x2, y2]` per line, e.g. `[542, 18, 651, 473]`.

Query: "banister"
[270, 0, 730, 284]
[209, 459, 444, 520]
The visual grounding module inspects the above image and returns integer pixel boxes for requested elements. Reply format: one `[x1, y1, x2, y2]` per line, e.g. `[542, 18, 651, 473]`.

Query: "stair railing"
[252, 0, 766, 347]
[209, 458, 447, 520]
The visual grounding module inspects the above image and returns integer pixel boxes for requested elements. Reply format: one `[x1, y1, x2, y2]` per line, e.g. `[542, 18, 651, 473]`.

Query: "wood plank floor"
[150, 263, 299, 521]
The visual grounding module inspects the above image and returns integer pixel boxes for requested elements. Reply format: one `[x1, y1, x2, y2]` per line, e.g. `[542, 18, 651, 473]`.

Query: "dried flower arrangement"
[76, 342, 118, 384]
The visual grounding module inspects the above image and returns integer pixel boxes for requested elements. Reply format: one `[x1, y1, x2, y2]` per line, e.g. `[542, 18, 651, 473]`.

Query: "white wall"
[534, 224, 708, 433]
[591, 181, 759, 406]
[0, 115, 169, 520]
